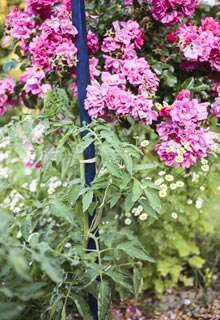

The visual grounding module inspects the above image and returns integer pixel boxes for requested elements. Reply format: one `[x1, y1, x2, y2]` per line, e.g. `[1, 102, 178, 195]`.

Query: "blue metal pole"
[71, 1, 98, 319]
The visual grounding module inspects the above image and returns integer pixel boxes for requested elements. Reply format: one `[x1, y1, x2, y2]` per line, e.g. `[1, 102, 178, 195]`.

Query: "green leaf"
[106, 270, 133, 292]
[188, 256, 205, 268]
[21, 216, 32, 241]
[82, 189, 94, 212]
[49, 199, 75, 223]
[116, 242, 155, 262]
[124, 193, 133, 212]
[110, 191, 121, 208]
[182, 77, 195, 90]
[73, 296, 93, 320]
[100, 143, 121, 177]
[163, 70, 177, 87]
[144, 189, 161, 214]
[140, 199, 158, 219]
[8, 249, 30, 280]
[43, 87, 69, 117]
[133, 266, 143, 298]
[49, 295, 64, 320]
[133, 163, 158, 172]
[98, 281, 111, 320]
[41, 258, 64, 283]
[132, 178, 142, 203]
[0, 302, 23, 320]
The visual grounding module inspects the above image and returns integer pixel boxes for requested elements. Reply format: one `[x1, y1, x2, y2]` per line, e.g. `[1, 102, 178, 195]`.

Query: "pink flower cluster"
[20, 67, 51, 98]
[211, 97, 220, 118]
[155, 90, 214, 167]
[0, 77, 16, 115]
[150, 0, 198, 26]
[4, 0, 78, 100]
[85, 20, 159, 124]
[176, 17, 220, 71]
[87, 31, 99, 54]
[29, 11, 78, 72]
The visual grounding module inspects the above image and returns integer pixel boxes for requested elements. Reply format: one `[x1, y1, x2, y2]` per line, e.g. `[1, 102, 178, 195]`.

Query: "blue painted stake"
[71, 1, 98, 319]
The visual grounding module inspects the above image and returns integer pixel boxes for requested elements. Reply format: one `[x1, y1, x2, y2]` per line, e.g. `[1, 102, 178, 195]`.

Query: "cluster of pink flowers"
[155, 90, 215, 167]
[4, 0, 78, 99]
[175, 17, 220, 72]
[20, 67, 51, 98]
[150, 0, 198, 26]
[0, 77, 16, 115]
[211, 97, 220, 118]
[85, 20, 159, 124]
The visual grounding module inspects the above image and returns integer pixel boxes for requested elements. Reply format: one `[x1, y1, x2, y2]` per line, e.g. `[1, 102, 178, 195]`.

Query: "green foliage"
[0, 109, 161, 319]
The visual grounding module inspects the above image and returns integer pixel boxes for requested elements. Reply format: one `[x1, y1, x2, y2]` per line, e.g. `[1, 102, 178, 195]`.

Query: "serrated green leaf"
[98, 281, 111, 320]
[140, 198, 158, 219]
[106, 270, 133, 292]
[0, 302, 23, 320]
[182, 77, 194, 89]
[100, 143, 121, 177]
[124, 193, 133, 212]
[116, 242, 155, 262]
[133, 163, 158, 171]
[163, 70, 177, 87]
[49, 199, 75, 223]
[82, 189, 94, 212]
[110, 191, 121, 208]
[8, 249, 30, 280]
[49, 295, 64, 320]
[132, 178, 142, 203]
[73, 296, 93, 320]
[133, 266, 143, 298]
[21, 216, 32, 241]
[144, 189, 161, 214]
[41, 258, 64, 283]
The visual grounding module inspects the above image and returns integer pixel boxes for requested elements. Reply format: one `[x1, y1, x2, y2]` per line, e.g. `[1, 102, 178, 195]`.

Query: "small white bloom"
[160, 184, 168, 191]
[158, 171, 165, 176]
[176, 181, 184, 187]
[201, 164, 209, 172]
[64, 242, 72, 248]
[187, 199, 193, 205]
[159, 190, 167, 198]
[200, 186, 205, 191]
[13, 207, 21, 213]
[175, 155, 184, 163]
[165, 174, 174, 182]
[166, 146, 174, 153]
[48, 186, 55, 194]
[196, 197, 203, 209]
[124, 218, 132, 225]
[177, 148, 185, 155]
[140, 184, 147, 189]
[171, 212, 178, 219]
[137, 205, 143, 212]
[139, 213, 148, 221]
[155, 178, 164, 185]
[140, 140, 149, 147]
[170, 183, 177, 190]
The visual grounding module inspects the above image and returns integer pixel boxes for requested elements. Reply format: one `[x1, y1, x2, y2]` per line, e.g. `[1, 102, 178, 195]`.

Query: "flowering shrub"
[0, 0, 220, 319]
